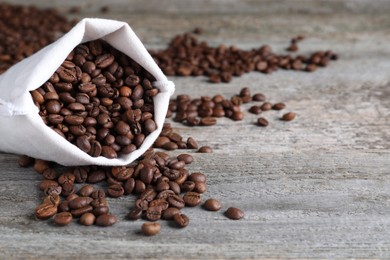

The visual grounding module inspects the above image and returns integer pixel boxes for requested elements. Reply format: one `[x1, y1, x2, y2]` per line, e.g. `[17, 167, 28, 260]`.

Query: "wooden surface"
[1, 0, 390, 258]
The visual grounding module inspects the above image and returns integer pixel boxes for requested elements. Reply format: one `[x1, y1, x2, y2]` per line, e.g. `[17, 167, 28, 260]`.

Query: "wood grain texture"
[1, 0, 390, 258]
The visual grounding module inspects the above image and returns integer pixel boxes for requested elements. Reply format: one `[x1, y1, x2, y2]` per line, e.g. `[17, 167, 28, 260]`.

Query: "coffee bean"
[177, 154, 193, 164]
[181, 181, 195, 192]
[149, 199, 169, 211]
[203, 198, 221, 211]
[92, 206, 109, 216]
[281, 112, 296, 121]
[169, 181, 181, 195]
[42, 168, 57, 180]
[18, 155, 34, 167]
[101, 146, 117, 159]
[252, 93, 266, 102]
[146, 206, 163, 221]
[68, 197, 93, 210]
[197, 146, 213, 153]
[257, 117, 269, 127]
[162, 142, 178, 151]
[58, 201, 70, 212]
[34, 159, 50, 174]
[162, 207, 181, 220]
[76, 135, 91, 153]
[39, 180, 59, 191]
[107, 184, 124, 198]
[187, 137, 198, 149]
[249, 105, 262, 115]
[54, 212, 73, 226]
[200, 117, 217, 126]
[95, 214, 117, 226]
[79, 213, 96, 226]
[78, 185, 95, 197]
[128, 208, 143, 220]
[90, 197, 107, 208]
[141, 222, 161, 236]
[173, 213, 189, 228]
[188, 172, 206, 183]
[225, 207, 244, 220]
[71, 205, 93, 217]
[183, 192, 202, 207]
[43, 194, 61, 207]
[167, 194, 185, 209]
[195, 182, 207, 193]
[35, 203, 57, 220]
[272, 102, 286, 110]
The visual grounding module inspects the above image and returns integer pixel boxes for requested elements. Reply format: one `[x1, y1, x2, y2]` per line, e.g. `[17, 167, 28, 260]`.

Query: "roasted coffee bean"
[58, 201, 70, 213]
[167, 194, 185, 209]
[42, 168, 57, 180]
[139, 165, 154, 185]
[249, 105, 262, 115]
[162, 207, 181, 220]
[96, 214, 117, 226]
[74, 167, 89, 183]
[68, 197, 93, 210]
[187, 137, 199, 149]
[173, 213, 189, 228]
[252, 93, 266, 101]
[257, 117, 269, 127]
[169, 181, 181, 194]
[188, 172, 206, 183]
[101, 146, 117, 159]
[43, 194, 61, 207]
[197, 146, 213, 153]
[91, 189, 106, 199]
[87, 170, 106, 183]
[35, 203, 57, 220]
[156, 190, 175, 200]
[141, 222, 161, 236]
[225, 207, 244, 220]
[71, 205, 93, 217]
[195, 182, 207, 193]
[177, 154, 193, 164]
[146, 206, 163, 221]
[39, 180, 59, 191]
[76, 135, 91, 153]
[260, 102, 272, 111]
[90, 197, 107, 208]
[181, 181, 195, 192]
[203, 198, 221, 211]
[149, 199, 169, 211]
[272, 102, 286, 110]
[78, 185, 95, 197]
[79, 212, 96, 226]
[54, 212, 73, 226]
[18, 155, 34, 167]
[281, 112, 296, 121]
[183, 192, 202, 207]
[123, 178, 135, 194]
[92, 206, 109, 216]
[128, 208, 143, 220]
[134, 180, 146, 194]
[200, 117, 217, 126]
[34, 159, 50, 174]
[107, 184, 124, 198]
[162, 142, 178, 151]
[44, 185, 62, 196]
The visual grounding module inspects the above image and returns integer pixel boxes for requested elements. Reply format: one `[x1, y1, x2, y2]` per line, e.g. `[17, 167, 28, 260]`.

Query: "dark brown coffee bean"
[44, 185, 62, 196]
[54, 212, 73, 226]
[76, 135, 91, 153]
[162, 207, 180, 220]
[64, 115, 84, 125]
[95, 214, 117, 226]
[140, 165, 154, 185]
[252, 93, 266, 101]
[92, 206, 109, 216]
[71, 205, 93, 217]
[249, 105, 262, 115]
[260, 102, 272, 111]
[169, 181, 181, 194]
[42, 168, 57, 180]
[146, 206, 163, 221]
[111, 166, 134, 181]
[128, 208, 143, 220]
[272, 102, 286, 110]
[58, 201, 70, 213]
[134, 180, 146, 194]
[95, 54, 115, 69]
[18, 155, 34, 168]
[281, 112, 296, 121]
[257, 117, 269, 127]
[124, 178, 135, 194]
[149, 199, 169, 211]
[225, 207, 244, 220]
[101, 146, 117, 159]
[195, 181, 207, 193]
[176, 154, 193, 164]
[141, 222, 161, 236]
[39, 180, 59, 191]
[68, 197, 93, 210]
[188, 172, 206, 183]
[35, 203, 57, 220]
[79, 212, 96, 226]
[181, 181, 195, 192]
[162, 142, 178, 151]
[183, 192, 201, 207]
[167, 194, 185, 209]
[154, 136, 170, 148]
[107, 184, 124, 198]
[90, 198, 107, 208]
[78, 185, 95, 197]
[144, 119, 157, 133]
[203, 198, 221, 211]
[187, 137, 198, 149]
[231, 111, 244, 121]
[200, 117, 217, 126]
[173, 213, 189, 228]
[197, 146, 212, 153]
[43, 194, 61, 207]
[34, 159, 50, 174]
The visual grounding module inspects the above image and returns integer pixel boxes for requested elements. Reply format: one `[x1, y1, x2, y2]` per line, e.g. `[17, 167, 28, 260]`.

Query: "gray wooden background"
[1, 0, 390, 258]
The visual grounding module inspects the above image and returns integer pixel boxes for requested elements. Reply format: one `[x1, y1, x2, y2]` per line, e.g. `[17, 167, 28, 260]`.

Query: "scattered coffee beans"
[141, 222, 161, 236]
[225, 207, 244, 220]
[173, 213, 190, 228]
[150, 33, 337, 83]
[31, 39, 160, 159]
[281, 112, 296, 121]
[198, 146, 213, 153]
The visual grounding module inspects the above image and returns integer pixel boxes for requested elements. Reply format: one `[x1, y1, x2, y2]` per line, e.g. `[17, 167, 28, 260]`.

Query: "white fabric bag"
[0, 18, 175, 166]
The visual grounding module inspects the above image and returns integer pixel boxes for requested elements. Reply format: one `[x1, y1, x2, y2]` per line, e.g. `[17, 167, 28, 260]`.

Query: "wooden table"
[1, 0, 390, 258]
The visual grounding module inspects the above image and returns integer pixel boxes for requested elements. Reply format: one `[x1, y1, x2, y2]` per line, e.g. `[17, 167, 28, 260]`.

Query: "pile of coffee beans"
[150, 32, 338, 83]
[31, 40, 160, 159]
[0, 3, 75, 73]
[165, 87, 295, 129]
[19, 148, 243, 234]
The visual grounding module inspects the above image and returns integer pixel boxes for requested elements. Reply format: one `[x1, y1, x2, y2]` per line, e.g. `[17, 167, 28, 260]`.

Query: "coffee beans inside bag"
[0, 18, 175, 166]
